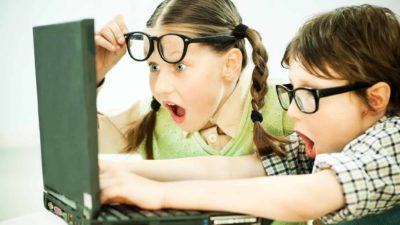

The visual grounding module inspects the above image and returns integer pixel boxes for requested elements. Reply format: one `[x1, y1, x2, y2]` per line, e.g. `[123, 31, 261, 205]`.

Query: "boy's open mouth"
[164, 102, 186, 123]
[296, 131, 316, 158]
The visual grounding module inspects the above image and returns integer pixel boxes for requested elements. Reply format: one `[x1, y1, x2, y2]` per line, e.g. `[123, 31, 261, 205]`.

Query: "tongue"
[176, 106, 185, 117]
[305, 145, 316, 159]
[296, 132, 316, 158]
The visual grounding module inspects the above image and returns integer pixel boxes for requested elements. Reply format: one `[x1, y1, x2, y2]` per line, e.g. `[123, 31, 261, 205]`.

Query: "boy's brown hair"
[282, 4, 400, 116]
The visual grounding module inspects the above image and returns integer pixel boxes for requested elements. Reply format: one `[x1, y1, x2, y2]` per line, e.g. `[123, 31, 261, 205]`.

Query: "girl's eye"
[149, 63, 160, 72]
[175, 63, 186, 72]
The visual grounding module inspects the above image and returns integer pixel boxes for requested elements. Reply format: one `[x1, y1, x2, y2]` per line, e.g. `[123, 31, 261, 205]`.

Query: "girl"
[96, 0, 296, 224]
[99, 4, 400, 225]
[96, 0, 292, 159]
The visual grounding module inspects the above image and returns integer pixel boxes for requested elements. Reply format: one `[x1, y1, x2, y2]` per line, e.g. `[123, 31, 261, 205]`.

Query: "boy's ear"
[222, 48, 243, 82]
[366, 82, 391, 113]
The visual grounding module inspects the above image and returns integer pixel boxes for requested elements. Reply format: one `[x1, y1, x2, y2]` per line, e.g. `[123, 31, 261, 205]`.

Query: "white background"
[0, 0, 399, 221]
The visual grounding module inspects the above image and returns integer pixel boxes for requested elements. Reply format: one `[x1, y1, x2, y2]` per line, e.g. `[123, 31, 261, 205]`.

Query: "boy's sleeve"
[261, 134, 314, 176]
[313, 131, 400, 224]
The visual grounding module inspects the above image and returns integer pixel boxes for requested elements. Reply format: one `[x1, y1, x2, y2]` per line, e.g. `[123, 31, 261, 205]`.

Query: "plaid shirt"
[261, 116, 400, 224]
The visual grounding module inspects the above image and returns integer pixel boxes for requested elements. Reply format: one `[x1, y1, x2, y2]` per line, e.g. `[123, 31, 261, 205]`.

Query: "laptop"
[33, 19, 271, 225]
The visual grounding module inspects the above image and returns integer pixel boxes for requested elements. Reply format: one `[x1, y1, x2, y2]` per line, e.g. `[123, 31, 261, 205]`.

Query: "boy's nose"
[287, 100, 301, 121]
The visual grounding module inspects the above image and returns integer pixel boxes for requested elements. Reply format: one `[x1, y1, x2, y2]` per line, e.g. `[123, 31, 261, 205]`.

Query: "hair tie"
[251, 110, 263, 123]
[151, 97, 161, 111]
[232, 24, 248, 39]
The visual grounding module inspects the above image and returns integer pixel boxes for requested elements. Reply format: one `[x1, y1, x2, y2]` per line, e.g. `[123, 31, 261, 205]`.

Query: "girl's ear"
[222, 48, 242, 82]
[365, 82, 391, 114]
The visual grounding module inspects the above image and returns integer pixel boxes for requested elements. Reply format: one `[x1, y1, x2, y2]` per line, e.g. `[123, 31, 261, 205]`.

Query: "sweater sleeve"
[97, 83, 151, 153]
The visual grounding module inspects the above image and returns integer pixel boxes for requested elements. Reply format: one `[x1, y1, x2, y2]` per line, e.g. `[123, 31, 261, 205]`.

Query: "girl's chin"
[176, 121, 205, 133]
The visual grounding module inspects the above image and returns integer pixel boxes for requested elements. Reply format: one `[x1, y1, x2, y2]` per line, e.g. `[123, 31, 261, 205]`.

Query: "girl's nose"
[153, 69, 175, 96]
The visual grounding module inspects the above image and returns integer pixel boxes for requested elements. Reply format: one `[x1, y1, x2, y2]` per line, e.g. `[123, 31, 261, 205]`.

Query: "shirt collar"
[209, 68, 252, 138]
[182, 68, 252, 138]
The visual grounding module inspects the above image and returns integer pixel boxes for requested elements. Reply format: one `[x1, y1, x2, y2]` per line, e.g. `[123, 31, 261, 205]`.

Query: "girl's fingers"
[114, 14, 129, 34]
[95, 15, 128, 52]
[98, 160, 113, 173]
[98, 160, 105, 173]
[100, 178, 131, 205]
[99, 24, 119, 47]
[95, 34, 116, 52]
[99, 172, 119, 190]
[100, 185, 117, 204]
[108, 21, 125, 45]
[109, 20, 126, 45]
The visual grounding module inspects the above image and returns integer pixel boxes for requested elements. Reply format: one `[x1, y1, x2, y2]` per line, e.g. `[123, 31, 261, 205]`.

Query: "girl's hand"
[99, 159, 128, 173]
[95, 15, 128, 85]
[99, 166, 166, 210]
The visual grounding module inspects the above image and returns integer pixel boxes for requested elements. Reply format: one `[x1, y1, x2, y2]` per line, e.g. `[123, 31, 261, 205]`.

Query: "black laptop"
[33, 19, 270, 225]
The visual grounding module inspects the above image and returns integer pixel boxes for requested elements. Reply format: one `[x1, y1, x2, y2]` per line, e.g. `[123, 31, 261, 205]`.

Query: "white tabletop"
[0, 210, 66, 225]
[0, 153, 141, 224]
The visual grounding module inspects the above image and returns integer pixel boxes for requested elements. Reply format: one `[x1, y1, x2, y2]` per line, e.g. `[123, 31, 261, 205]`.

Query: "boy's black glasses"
[124, 31, 236, 64]
[276, 82, 371, 114]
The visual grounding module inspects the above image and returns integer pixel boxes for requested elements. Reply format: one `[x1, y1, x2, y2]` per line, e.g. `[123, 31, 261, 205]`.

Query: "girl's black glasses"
[124, 31, 236, 64]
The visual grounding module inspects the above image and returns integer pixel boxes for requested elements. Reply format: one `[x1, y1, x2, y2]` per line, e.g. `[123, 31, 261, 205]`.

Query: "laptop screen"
[33, 19, 100, 217]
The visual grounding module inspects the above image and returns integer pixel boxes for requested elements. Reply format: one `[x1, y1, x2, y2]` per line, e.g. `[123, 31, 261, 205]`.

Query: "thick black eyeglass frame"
[275, 82, 372, 114]
[124, 31, 236, 64]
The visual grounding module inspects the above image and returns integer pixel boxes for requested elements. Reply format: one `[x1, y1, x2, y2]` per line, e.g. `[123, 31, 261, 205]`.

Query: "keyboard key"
[104, 206, 131, 220]
[167, 209, 187, 216]
[113, 205, 145, 219]
[139, 210, 159, 217]
[152, 210, 172, 217]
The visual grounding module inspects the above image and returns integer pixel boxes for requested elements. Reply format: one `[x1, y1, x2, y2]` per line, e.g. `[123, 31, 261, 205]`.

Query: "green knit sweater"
[139, 87, 293, 159]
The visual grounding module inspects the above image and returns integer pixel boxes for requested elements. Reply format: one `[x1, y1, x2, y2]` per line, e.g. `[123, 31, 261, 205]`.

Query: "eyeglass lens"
[126, 33, 186, 62]
[158, 34, 185, 62]
[277, 86, 317, 113]
[294, 89, 316, 112]
[126, 33, 150, 61]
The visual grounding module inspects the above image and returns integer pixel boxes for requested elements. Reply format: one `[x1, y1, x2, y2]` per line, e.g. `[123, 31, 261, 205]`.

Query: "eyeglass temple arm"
[190, 36, 236, 43]
[317, 83, 371, 98]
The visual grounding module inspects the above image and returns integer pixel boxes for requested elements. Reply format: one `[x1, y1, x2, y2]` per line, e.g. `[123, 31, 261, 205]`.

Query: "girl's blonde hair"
[126, 0, 288, 159]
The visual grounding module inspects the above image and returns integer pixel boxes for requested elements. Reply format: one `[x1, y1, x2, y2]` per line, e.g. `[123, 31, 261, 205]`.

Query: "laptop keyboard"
[98, 204, 202, 221]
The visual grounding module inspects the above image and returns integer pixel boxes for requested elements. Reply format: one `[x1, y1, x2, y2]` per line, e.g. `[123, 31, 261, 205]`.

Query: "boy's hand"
[99, 163, 166, 209]
[95, 15, 128, 85]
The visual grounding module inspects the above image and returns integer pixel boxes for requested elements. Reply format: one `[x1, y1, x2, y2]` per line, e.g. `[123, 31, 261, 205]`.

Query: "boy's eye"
[175, 63, 186, 72]
[149, 63, 160, 72]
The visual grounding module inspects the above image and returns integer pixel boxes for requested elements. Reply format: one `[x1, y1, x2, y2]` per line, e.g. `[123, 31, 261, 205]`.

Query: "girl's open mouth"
[164, 102, 186, 123]
[296, 131, 316, 158]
